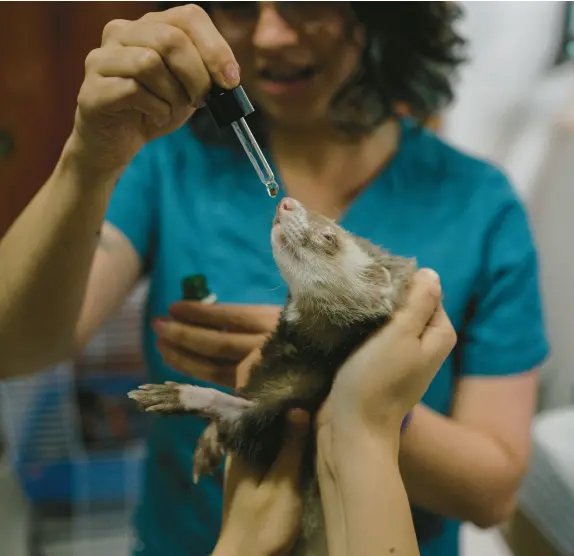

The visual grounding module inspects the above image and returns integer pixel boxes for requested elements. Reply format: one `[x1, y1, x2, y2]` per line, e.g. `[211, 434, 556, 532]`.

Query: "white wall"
[527, 125, 574, 409]
[442, 1, 574, 409]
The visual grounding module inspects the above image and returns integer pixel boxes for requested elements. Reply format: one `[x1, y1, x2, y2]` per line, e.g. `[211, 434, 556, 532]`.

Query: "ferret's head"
[271, 197, 415, 327]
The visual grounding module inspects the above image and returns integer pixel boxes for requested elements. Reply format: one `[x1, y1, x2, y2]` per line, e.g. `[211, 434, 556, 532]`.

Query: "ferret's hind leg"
[222, 403, 289, 469]
[193, 422, 225, 483]
[127, 381, 253, 421]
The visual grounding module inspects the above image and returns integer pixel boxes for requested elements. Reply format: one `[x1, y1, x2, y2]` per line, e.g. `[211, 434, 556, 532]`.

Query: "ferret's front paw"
[193, 422, 225, 483]
[127, 381, 186, 413]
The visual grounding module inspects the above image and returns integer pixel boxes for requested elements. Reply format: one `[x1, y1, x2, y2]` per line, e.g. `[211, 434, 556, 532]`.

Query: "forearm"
[399, 403, 523, 527]
[318, 428, 420, 556]
[0, 137, 121, 378]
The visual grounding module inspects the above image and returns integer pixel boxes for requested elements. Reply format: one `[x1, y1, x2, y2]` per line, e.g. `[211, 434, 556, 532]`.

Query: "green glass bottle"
[181, 274, 217, 304]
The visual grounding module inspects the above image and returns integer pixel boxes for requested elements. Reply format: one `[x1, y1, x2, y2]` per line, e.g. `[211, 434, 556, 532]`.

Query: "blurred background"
[1, 2, 573, 556]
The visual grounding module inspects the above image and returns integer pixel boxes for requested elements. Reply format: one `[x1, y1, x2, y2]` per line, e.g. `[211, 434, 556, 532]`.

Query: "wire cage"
[0, 280, 150, 556]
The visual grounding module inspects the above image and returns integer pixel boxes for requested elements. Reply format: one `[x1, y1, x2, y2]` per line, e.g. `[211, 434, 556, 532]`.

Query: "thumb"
[392, 268, 442, 338]
[267, 409, 310, 481]
[420, 303, 457, 369]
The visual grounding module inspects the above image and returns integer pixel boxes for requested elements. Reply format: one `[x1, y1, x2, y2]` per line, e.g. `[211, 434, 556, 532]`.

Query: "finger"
[87, 44, 190, 111]
[157, 339, 236, 387]
[236, 348, 262, 388]
[169, 302, 279, 334]
[101, 18, 129, 44]
[156, 320, 267, 360]
[391, 268, 442, 338]
[420, 303, 457, 368]
[146, 5, 240, 89]
[104, 20, 213, 105]
[78, 74, 171, 126]
[266, 410, 310, 482]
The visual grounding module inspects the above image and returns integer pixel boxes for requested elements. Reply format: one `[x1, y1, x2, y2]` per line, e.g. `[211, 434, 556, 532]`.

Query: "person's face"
[211, 1, 364, 129]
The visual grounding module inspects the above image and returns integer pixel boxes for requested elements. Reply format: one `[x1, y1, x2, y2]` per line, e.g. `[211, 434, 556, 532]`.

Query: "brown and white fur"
[128, 197, 416, 556]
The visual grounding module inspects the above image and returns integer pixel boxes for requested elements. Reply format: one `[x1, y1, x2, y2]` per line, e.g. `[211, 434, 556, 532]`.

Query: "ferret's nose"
[279, 197, 297, 212]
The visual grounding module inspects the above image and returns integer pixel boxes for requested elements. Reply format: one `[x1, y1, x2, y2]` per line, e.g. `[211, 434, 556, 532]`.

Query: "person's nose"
[252, 3, 299, 51]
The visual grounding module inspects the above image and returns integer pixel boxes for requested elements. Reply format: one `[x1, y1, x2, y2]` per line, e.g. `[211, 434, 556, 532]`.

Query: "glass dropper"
[204, 85, 280, 198]
[231, 119, 279, 197]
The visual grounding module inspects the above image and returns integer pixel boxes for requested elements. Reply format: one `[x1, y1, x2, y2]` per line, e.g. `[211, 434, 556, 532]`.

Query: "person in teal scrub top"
[0, 2, 549, 556]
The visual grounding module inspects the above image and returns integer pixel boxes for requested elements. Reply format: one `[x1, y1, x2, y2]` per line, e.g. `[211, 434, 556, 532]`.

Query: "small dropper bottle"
[204, 85, 280, 198]
[181, 274, 217, 305]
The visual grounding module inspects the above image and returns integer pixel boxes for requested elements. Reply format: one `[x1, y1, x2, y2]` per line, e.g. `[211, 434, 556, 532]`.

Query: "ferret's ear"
[378, 267, 399, 314]
[382, 266, 392, 283]
[362, 263, 392, 286]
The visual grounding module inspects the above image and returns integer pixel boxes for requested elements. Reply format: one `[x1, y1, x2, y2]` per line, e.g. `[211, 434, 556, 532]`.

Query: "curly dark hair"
[158, 1, 467, 146]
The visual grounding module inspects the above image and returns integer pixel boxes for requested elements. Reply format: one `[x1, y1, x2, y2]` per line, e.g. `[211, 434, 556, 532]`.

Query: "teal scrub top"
[104, 117, 549, 556]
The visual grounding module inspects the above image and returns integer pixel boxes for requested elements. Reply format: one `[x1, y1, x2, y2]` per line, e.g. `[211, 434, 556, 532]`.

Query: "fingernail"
[152, 317, 168, 333]
[420, 268, 440, 283]
[222, 62, 240, 87]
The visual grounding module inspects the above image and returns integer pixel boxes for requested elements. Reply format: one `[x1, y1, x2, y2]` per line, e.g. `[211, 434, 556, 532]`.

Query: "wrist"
[330, 408, 405, 447]
[319, 422, 400, 479]
[61, 130, 126, 187]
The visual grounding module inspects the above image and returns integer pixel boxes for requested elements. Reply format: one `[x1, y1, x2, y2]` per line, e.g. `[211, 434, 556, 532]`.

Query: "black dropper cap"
[204, 84, 254, 128]
[181, 274, 211, 301]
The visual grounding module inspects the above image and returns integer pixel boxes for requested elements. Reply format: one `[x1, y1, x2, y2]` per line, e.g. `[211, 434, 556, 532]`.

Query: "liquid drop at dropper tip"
[267, 180, 279, 198]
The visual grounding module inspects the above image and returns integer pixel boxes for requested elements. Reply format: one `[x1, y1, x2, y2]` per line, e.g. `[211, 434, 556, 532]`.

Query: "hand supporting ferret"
[316, 268, 455, 469]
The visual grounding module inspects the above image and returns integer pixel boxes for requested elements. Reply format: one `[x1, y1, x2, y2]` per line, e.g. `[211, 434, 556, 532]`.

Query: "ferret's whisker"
[330, 205, 343, 221]
[263, 284, 283, 293]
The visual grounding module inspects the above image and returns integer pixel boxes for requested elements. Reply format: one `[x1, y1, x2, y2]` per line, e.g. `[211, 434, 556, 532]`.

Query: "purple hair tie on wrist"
[400, 411, 413, 435]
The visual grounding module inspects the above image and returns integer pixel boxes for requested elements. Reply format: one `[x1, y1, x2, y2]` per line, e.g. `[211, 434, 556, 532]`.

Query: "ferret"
[128, 197, 416, 556]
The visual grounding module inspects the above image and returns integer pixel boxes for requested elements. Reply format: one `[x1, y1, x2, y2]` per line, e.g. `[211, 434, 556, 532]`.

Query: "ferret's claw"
[192, 422, 226, 482]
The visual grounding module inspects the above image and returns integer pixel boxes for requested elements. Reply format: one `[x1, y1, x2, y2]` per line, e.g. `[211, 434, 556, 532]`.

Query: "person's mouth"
[260, 66, 317, 82]
[258, 66, 318, 96]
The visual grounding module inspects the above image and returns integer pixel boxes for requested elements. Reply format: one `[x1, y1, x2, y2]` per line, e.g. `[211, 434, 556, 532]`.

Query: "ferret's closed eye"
[323, 232, 337, 246]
